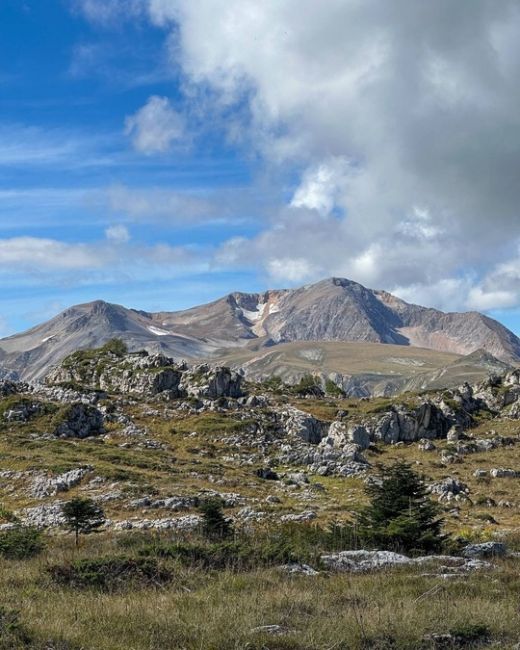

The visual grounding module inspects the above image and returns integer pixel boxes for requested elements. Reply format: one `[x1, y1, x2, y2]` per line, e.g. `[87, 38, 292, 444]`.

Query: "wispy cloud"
[0, 125, 118, 168]
[68, 39, 174, 88]
[0, 237, 106, 270]
[105, 224, 130, 243]
[0, 233, 203, 279]
[70, 0, 147, 26]
[93, 182, 278, 226]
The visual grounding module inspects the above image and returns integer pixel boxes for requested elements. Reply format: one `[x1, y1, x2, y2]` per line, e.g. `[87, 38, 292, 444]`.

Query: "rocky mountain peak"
[1, 277, 519, 382]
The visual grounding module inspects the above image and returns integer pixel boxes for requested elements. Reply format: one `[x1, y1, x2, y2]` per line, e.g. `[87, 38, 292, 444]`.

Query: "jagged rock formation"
[46, 349, 244, 400]
[47, 350, 185, 398]
[280, 406, 327, 444]
[52, 403, 105, 438]
[1, 277, 518, 383]
[321, 422, 371, 450]
[364, 402, 451, 444]
[31, 467, 92, 498]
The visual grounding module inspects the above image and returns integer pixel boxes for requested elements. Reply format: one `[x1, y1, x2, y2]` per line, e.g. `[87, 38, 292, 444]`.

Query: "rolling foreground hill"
[0, 277, 518, 386]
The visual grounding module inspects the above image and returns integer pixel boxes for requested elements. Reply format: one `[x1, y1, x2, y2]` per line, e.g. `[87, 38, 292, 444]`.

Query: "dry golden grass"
[1, 532, 520, 649]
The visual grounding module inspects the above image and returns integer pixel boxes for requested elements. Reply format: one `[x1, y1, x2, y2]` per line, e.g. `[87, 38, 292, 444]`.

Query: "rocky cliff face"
[1, 277, 519, 382]
[45, 348, 244, 401]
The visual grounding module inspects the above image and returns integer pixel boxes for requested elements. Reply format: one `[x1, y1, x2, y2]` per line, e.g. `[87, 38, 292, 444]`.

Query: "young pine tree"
[62, 497, 105, 547]
[199, 498, 233, 541]
[355, 461, 445, 554]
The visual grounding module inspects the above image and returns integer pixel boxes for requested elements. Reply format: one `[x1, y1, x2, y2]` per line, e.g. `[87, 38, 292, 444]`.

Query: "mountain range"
[0, 277, 518, 392]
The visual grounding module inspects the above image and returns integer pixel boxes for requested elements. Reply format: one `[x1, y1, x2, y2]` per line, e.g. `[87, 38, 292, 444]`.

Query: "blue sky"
[0, 0, 273, 333]
[1, 0, 520, 335]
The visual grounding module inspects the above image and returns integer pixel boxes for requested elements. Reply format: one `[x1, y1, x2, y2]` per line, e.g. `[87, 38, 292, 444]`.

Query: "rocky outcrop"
[281, 407, 326, 444]
[442, 373, 520, 417]
[47, 352, 184, 397]
[53, 403, 104, 438]
[112, 515, 201, 532]
[322, 421, 371, 450]
[320, 550, 493, 574]
[180, 364, 243, 399]
[463, 542, 507, 558]
[30, 467, 92, 498]
[278, 438, 368, 477]
[364, 401, 450, 444]
[489, 468, 520, 478]
[46, 351, 243, 400]
[429, 477, 470, 502]
[2, 399, 43, 422]
[17, 502, 66, 528]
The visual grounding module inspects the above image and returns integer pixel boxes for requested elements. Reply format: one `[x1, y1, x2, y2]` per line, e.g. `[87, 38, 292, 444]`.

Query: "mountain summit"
[1, 277, 519, 381]
[160, 278, 520, 359]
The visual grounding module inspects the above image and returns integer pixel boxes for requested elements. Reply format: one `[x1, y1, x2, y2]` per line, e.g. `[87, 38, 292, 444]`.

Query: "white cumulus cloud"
[125, 96, 184, 154]
[145, 0, 520, 311]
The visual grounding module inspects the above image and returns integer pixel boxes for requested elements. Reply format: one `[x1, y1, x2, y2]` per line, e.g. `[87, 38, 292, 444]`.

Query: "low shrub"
[136, 522, 358, 571]
[293, 375, 324, 397]
[448, 623, 491, 646]
[325, 379, 345, 397]
[48, 555, 171, 591]
[100, 338, 128, 357]
[140, 538, 297, 570]
[260, 376, 286, 393]
[0, 527, 44, 560]
[149, 541, 246, 569]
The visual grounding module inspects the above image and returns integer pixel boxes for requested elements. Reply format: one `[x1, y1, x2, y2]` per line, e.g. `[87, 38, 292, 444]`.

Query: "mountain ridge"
[0, 276, 519, 382]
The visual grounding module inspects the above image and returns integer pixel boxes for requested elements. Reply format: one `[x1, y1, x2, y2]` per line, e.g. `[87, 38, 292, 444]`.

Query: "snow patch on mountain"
[241, 303, 267, 323]
[147, 326, 171, 336]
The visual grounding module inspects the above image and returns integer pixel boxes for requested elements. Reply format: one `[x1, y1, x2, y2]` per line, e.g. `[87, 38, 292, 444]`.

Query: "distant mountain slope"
[0, 301, 214, 381]
[164, 278, 520, 361]
[0, 277, 519, 382]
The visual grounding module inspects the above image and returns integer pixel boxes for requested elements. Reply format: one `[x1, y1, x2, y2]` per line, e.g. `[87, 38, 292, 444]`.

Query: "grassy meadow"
[1, 529, 520, 650]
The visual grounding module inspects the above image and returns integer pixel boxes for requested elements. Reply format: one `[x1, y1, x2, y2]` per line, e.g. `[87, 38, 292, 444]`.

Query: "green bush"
[48, 556, 171, 591]
[325, 379, 345, 397]
[0, 527, 44, 560]
[101, 338, 128, 357]
[448, 623, 491, 645]
[293, 374, 323, 397]
[260, 376, 286, 393]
